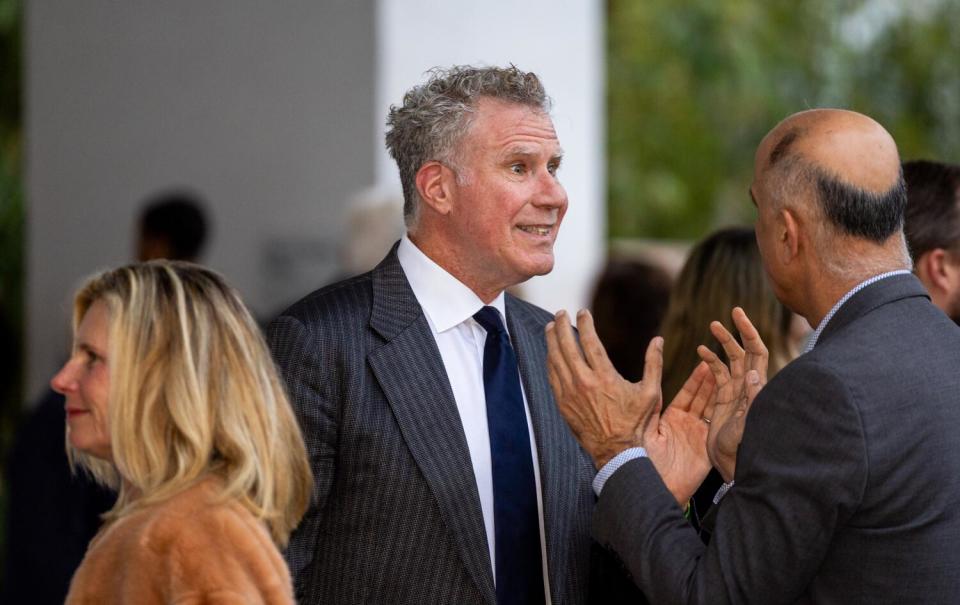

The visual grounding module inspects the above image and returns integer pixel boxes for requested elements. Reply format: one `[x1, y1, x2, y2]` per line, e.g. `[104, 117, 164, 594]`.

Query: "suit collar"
[815, 273, 929, 348]
[369, 242, 424, 342]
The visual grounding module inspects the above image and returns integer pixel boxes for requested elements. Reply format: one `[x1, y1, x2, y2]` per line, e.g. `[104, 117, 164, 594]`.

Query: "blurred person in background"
[136, 189, 210, 262]
[903, 159, 960, 324]
[53, 262, 311, 604]
[590, 259, 673, 382]
[659, 226, 798, 524]
[339, 187, 406, 278]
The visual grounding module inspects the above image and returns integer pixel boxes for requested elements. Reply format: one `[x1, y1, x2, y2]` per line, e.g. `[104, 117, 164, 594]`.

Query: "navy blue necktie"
[473, 306, 545, 605]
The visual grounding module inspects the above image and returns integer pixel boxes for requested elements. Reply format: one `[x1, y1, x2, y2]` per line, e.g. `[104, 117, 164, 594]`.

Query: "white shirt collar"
[803, 269, 911, 353]
[397, 234, 506, 333]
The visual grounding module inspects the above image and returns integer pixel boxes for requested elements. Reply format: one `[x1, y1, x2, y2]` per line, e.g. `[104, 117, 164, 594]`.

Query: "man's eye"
[547, 162, 560, 176]
[510, 164, 526, 175]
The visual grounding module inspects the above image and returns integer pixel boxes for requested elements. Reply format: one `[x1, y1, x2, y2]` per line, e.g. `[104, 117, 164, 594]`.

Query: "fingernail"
[546, 322, 554, 331]
[555, 310, 566, 320]
[577, 308, 587, 318]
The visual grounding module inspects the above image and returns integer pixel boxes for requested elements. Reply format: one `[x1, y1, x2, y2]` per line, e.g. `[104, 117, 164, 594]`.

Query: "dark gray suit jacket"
[594, 274, 960, 604]
[268, 246, 595, 604]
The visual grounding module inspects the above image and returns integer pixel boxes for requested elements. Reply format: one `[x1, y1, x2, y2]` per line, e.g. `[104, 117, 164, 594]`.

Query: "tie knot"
[473, 306, 506, 335]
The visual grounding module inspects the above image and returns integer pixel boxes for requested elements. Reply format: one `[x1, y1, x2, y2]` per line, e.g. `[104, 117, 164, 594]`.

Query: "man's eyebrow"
[501, 145, 565, 160]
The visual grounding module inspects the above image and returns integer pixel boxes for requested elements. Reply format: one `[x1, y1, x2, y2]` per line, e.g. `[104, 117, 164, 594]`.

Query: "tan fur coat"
[65, 476, 294, 604]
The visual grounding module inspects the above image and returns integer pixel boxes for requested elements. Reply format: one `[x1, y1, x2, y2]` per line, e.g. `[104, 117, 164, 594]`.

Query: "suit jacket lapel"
[506, 296, 581, 600]
[367, 247, 497, 605]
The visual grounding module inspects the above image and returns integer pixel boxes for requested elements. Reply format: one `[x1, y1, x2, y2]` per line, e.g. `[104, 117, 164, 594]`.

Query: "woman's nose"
[50, 360, 77, 395]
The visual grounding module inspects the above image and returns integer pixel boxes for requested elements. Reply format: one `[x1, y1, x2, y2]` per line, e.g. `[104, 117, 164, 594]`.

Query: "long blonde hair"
[661, 227, 797, 403]
[68, 261, 311, 546]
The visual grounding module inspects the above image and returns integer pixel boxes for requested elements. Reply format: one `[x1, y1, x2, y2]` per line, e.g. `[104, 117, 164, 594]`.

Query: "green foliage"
[608, 0, 960, 239]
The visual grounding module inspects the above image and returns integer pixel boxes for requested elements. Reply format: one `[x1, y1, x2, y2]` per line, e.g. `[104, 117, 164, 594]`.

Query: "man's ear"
[917, 249, 954, 295]
[779, 208, 801, 264]
[415, 161, 454, 216]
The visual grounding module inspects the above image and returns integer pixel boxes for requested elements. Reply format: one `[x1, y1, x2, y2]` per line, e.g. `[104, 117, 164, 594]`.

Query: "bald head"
[756, 109, 907, 244]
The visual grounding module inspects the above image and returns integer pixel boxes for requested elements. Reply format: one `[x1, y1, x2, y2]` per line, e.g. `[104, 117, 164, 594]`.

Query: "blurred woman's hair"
[660, 226, 796, 402]
[67, 261, 311, 546]
[591, 259, 673, 382]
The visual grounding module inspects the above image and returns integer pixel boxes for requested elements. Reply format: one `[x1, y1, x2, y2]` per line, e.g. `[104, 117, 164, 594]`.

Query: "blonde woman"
[51, 261, 312, 604]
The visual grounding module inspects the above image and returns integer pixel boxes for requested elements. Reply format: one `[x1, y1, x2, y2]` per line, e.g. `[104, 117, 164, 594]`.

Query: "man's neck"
[407, 232, 504, 304]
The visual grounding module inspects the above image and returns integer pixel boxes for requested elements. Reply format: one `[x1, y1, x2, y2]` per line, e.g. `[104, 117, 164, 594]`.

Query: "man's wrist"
[592, 447, 648, 496]
[592, 437, 644, 469]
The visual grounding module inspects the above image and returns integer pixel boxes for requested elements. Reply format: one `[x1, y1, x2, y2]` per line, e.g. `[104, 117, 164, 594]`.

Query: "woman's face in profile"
[51, 299, 112, 460]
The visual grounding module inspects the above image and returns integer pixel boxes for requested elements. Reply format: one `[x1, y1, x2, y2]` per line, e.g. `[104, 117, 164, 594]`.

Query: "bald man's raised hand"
[545, 309, 662, 469]
[697, 307, 768, 482]
[546, 310, 718, 505]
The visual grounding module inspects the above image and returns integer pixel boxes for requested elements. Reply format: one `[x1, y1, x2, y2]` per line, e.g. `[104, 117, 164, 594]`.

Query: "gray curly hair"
[385, 65, 551, 227]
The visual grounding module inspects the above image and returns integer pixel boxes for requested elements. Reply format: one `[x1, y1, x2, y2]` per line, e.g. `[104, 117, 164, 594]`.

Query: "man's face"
[443, 98, 567, 295]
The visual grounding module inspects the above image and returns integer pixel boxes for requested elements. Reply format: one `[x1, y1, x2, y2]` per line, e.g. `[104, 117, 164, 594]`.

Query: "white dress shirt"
[397, 235, 551, 600]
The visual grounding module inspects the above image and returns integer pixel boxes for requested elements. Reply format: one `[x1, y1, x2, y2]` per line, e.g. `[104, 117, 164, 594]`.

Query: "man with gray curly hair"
[269, 65, 597, 604]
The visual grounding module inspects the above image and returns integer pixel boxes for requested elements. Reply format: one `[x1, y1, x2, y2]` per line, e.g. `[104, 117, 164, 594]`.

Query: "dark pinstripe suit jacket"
[594, 274, 960, 604]
[268, 246, 595, 604]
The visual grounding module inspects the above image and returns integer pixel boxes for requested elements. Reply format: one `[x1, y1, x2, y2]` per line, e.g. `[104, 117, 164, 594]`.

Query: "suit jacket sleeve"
[267, 314, 339, 585]
[594, 358, 867, 604]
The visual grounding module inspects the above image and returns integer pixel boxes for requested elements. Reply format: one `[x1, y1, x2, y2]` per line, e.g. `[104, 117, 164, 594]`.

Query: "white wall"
[26, 1, 378, 398]
[376, 0, 606, 316]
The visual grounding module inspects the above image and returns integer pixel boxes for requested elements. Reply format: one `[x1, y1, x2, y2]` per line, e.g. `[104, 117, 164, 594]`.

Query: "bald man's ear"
[778, 208, 801, 264]
[415, 161, 455, 216]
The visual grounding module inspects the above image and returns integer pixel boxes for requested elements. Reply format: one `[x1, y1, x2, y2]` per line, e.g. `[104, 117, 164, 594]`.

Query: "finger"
[545, 321, 573, 395]
[733, 307, 769, 383]
[710, 319, 745, 379]
[668, 360, 710, 414]
[641, 336, 664, 391]
[743, 369, 763, 414]
[688, 362, 716, 419]
[552, 310, 588, 373]
[697, 344, 731, 389]
[575, 309, 617, 374]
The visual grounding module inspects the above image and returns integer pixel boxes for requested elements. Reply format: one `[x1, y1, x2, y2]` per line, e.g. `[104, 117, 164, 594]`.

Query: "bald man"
[546, 109, 960, 603]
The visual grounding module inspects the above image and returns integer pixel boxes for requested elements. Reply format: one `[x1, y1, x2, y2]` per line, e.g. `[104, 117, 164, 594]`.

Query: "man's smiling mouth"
[517, 225, 553, 236]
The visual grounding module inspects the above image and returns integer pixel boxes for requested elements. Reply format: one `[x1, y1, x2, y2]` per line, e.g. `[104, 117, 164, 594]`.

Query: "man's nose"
[534, 171, 568, 209]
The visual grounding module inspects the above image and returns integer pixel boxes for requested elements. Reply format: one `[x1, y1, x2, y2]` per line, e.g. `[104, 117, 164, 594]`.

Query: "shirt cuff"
[712, 480, 735, 504]
[592, 447, 648, 496]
